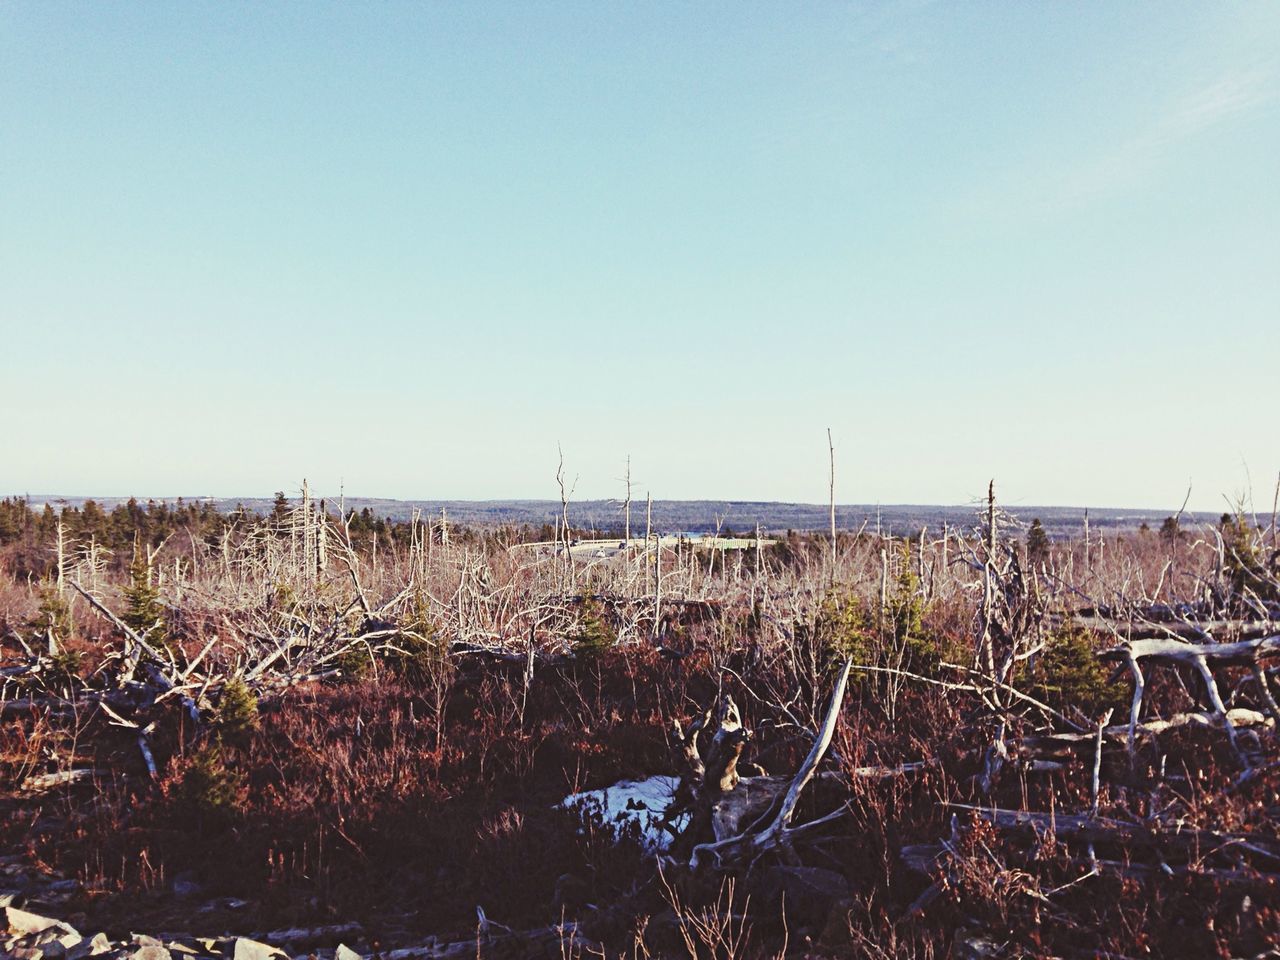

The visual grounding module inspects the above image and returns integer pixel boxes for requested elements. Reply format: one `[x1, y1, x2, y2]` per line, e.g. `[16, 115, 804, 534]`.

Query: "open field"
[2, 491, 1279, 957]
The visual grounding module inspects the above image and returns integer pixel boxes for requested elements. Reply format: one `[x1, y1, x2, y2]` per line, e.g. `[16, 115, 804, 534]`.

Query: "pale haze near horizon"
[2, 2, 1277, 514]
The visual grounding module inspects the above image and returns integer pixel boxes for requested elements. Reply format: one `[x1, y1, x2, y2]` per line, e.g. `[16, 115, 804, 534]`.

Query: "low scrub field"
[2, 494, 1279, 958]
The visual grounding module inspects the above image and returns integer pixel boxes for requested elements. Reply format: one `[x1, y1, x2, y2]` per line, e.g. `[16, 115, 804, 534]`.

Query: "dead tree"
[664, 660, 854, 872]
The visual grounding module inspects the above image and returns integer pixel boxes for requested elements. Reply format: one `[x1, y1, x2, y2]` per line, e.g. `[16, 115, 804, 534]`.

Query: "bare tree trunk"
[941, 521, 948, 590]
[979, 481, 999, 693]
[317, 498, 328, 578]
[651, 496, 662, 640]
[55, 518, 65, 595]
[302, 479, 313, 589]
[828, 428, 837, 584]
[624, 455, 632, 554]
[557, 444, 572, 588]
[645, 493, 652, 594]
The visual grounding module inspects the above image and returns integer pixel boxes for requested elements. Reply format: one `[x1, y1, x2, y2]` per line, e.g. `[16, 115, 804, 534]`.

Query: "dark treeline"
[0, 495, 558, 581]
[0, 496, 233, 579]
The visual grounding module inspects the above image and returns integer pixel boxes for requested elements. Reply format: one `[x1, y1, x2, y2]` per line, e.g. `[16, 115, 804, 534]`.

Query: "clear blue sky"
[3, 2, 1277, 512]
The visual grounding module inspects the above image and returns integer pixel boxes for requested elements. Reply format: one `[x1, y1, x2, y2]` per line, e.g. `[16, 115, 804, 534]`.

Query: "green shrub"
[1029, 624, 1126, 721]
[171, 745, 245, 822]
[1220, 512, 1278, 606]
[389, 593, 452, 686]
[882, 542, 944, 675]
[30, 582, 73, 648]
[1026, 519, 1050, 565]
[334, 643, 373, 682]
[215, 676, 260, 744]
[47, 649, 83, 688]
[123, 549, 170, 657]
[816, 589, 875, 666]
[570, 594, 616, 656]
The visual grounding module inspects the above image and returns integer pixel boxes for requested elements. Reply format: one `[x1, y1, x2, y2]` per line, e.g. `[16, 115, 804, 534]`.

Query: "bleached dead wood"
[19, 769, 111, 794]
[686, 659, 852, 870]
[949, 804, 1280, 867]
[1097, 634, 1280, 758]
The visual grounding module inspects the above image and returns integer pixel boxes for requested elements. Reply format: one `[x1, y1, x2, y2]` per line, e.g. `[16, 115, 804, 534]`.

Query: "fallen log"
[18, 769, 112, 795]
[1062, 614, 1280, 643]
[948, 804, 1280, 866]
[1097, 634, 1280, 758]
[1015, 708, 1273, 763]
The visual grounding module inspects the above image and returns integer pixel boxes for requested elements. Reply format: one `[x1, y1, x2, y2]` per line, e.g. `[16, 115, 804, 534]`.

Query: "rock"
[710, 775, 789, 841]
[229, 938, 282, 960]
[258, 926, 363, 951]
[67, 933, 111, 960]
[6, 907, 72, 938]
[955, 930, 1005, 959]
[756, 866, 850, 928]
[171, 876, 203, 899]
[34, 931, 83, 959]
[129, 946, 172, 960]
[9, 946, 45, 960]
[130, 938, 163, 949]
[334, 945, 362, 960]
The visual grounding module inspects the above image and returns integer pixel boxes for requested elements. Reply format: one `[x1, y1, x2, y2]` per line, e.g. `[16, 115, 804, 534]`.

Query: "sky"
[2, 2, 1278, 513]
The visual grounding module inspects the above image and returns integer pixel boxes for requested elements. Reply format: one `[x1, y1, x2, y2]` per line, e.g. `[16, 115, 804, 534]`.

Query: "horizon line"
[4, 491, 1229, 518]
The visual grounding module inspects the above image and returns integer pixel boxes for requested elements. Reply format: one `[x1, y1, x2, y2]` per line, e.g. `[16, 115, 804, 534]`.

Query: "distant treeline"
[0, 492, 1238, 585]
[0, 493, 677, 582]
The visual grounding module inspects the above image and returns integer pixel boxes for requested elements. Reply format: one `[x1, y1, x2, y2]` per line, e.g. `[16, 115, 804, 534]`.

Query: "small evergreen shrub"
[47, 649, 84, 689]
[335, 643, 374, 682]
[30, 582, 73, 648]
[387, 591, 453, 686]
[571, 594, 616, 656]
[816, 589, 875, 667]
[123, 548, 170, 657]
[170, 745, 245, 822]
[1029, 624, 1127, 721]
[215, 676, 260, 744]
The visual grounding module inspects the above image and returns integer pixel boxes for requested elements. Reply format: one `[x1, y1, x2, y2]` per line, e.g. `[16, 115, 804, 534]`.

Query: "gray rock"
[34, 931, 83, 959]
[229, 938, 282, 960]
[129, 946, 172, 960]
[6, 907, 71, 938]
[170, 873, 202, 900]
[67, 933, 112, 960]
[955, 930, 1006, 959]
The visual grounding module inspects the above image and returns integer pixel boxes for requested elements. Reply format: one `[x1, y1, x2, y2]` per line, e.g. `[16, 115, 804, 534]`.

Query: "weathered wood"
[949, 804, 1280, 865]
[1014, 708, 1273, 762]
[688, 659, 853, 870]
[1097, 634, 1280, 759]
[19, 769, 111, 794]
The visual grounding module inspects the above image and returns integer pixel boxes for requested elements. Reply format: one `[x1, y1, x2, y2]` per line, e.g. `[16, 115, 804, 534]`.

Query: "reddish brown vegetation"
[3, 499, 1280, 957]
